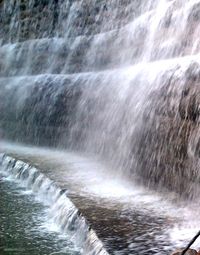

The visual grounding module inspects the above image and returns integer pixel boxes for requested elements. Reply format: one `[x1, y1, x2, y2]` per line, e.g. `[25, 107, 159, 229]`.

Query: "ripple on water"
[0, 179, 81, 255]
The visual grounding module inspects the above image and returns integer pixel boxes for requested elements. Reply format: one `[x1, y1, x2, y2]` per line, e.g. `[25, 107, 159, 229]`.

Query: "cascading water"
[1, 0, 200, 254]
[1, 0, 200, 196]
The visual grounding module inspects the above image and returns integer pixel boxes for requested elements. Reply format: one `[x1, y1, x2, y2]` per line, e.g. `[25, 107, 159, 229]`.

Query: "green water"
[0, 177, 80, 255]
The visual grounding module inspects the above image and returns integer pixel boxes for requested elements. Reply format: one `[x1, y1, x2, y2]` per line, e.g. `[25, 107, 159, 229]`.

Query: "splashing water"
[1, 0, 200, 254]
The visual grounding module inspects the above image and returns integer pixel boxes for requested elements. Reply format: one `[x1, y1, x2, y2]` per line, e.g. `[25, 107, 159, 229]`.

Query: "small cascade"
[0, 153, 109, 255]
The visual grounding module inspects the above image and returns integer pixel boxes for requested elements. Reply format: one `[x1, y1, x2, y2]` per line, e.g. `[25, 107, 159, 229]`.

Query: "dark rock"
[171, 249, 197, 255]
[177, 63, 200, 122]
[188, 2, 200, 22]
[185, 62, 200, 82]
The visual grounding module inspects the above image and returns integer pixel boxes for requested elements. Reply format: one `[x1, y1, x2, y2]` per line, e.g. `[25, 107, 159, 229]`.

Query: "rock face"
[0, 0, 142, 44]
[171, 249, 198, 255]
[0, 0, 200, 197]
[133, 62, 200, 197]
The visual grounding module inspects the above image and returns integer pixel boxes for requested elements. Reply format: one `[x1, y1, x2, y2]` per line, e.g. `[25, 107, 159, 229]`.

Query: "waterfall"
[0, 0, 200, 197]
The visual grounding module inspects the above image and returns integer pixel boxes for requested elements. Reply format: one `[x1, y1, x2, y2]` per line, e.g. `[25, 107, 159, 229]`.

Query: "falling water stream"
[1, 0, 200, 254]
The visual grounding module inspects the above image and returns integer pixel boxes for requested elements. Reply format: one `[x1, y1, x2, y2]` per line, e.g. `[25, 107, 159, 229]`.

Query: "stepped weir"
[1, 0, 200, 254]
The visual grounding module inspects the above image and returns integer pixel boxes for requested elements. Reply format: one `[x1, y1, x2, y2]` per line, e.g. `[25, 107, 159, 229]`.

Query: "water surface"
[0, 176, 80, 255]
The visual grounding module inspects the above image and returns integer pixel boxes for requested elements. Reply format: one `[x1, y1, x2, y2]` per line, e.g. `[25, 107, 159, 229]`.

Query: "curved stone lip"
[0, 153, 110, 255]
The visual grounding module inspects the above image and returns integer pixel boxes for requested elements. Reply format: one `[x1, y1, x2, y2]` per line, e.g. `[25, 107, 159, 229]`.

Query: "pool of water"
[1, 141, 200, 255]
[0, 176, 81, 255]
